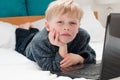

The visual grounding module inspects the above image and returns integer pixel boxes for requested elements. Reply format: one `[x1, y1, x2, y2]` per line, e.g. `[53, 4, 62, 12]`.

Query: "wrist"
[59, 44, 68, 58]
[76, 54, 85, 64]
[80, 57, 85, 64]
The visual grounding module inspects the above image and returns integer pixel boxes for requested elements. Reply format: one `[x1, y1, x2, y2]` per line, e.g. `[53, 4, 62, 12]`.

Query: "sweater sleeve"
[72, 28, 96, 64]
[25, 32, 63, 71]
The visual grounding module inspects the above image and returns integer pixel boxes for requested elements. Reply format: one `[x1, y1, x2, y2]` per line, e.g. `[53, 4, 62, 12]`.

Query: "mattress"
[0, 41, 104, 80]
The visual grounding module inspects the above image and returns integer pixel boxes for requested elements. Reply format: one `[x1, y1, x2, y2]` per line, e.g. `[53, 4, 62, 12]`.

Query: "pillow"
[0, 0, 27, 17]
[80, 6, 105, 42]
[0, 21, 18, 49]
[32, 18, 46, 31]
[26, 0, 55, 16]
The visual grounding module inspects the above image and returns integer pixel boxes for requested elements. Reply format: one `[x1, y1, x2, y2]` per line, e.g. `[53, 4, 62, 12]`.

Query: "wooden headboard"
[0, 12, 98, 25]
[0, 16, 45, 25]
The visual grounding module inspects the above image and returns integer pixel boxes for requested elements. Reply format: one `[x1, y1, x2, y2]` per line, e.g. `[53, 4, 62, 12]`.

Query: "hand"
[60, 53, 84, 68]
[60, 64, 84, 72]
[48, 29, 65, 47]
[48, 29, 68, 57]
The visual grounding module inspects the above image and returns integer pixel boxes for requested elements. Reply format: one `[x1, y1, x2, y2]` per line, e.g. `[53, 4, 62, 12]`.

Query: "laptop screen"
[100, 13, 120, 80]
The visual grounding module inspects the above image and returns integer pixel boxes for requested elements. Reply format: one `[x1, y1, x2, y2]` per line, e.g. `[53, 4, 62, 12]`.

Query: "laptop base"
[51, 63, 101, 80]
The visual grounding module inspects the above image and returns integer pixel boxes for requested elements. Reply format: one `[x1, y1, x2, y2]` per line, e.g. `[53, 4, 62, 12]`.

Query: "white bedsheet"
[90, 41, 104, 64]
[0, 41, 104, 80]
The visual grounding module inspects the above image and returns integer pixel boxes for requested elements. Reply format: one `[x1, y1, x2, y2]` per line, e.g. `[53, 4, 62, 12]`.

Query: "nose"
[64, 28, 69, 31]
[63, 25, 70, 31]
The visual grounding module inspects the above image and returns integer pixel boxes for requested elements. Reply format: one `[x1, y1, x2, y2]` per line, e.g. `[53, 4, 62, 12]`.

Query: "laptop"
[100, 13, 120, 80]
[51, 13, 120, 80]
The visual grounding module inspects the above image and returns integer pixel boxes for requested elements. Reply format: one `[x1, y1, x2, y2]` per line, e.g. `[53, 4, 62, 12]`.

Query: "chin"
[59, 35, 76, 44]
[60, 39, 73, 44]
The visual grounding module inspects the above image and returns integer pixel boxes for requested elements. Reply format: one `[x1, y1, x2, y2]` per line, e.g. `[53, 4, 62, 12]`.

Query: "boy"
[16, 0, 96, 71]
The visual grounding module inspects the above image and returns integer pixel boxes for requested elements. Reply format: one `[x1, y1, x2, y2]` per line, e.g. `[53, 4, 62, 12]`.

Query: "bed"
[0, 6, 105, 80]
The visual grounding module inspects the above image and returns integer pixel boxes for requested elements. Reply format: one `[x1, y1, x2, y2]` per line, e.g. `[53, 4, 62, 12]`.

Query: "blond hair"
[45, 0, 83, 21]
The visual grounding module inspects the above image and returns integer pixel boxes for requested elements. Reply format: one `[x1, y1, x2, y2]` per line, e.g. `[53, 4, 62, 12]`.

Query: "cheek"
[49, 25, 56, 31]
[76, 28, 78, 34]
[72, 27, 78, 34]
[54, 27, 61, 33]
[48, 22, 56, 31]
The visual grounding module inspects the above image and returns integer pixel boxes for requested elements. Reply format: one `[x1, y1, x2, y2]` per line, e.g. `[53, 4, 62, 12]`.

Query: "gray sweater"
[25, 28, 96, 71]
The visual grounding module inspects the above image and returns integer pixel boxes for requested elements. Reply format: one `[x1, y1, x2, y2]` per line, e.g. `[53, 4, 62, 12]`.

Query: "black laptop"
[100, 13, 120, 80]
[51, 13, 120, 80]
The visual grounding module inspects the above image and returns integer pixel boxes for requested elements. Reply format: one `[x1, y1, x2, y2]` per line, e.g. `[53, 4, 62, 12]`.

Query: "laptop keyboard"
[51, 63, 101, 80]
[70, 64, 101, 79]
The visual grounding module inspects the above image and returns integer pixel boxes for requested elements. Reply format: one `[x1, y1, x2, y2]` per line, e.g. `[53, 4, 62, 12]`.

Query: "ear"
[45, 20, 50, 31]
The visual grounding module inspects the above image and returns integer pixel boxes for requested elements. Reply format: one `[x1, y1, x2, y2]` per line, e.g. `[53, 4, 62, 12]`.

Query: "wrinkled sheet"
[0, 41, 103, 80]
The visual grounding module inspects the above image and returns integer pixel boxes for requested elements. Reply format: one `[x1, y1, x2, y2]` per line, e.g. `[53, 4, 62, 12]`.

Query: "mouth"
[60, 33, 71, 37]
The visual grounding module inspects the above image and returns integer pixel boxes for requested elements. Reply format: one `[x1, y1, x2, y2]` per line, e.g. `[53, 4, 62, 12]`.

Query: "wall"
[75, 0, 120, 27]
[92, 2, 120, 27]
[74, 0, 92, 6]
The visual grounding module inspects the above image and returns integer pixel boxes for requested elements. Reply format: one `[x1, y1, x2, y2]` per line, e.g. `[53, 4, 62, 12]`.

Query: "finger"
[49, 30, 55, 44]
[62, 66, 76, 72]
[60, 67, 70, 72]
[60, 59, 71, 68]
[54, 31, 59, 44]
[61, 68, 67, 72]
[61, 62, 72, 68]
[60, 56, 70, 64]
[60, 58, 67, 65]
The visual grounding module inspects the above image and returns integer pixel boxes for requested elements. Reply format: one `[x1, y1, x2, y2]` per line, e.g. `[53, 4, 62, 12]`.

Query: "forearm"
[35, 52, 63, 71]
[59, 44, 68, 58]
[80, 49, 96, 64]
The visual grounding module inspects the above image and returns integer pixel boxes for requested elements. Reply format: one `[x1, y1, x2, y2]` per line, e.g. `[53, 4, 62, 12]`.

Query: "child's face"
[45, 13, 80, 44]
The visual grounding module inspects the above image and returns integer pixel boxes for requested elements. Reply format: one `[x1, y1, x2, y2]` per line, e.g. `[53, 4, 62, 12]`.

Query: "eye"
[69, 22, 77, 25]
[57, 21, 63, 23]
